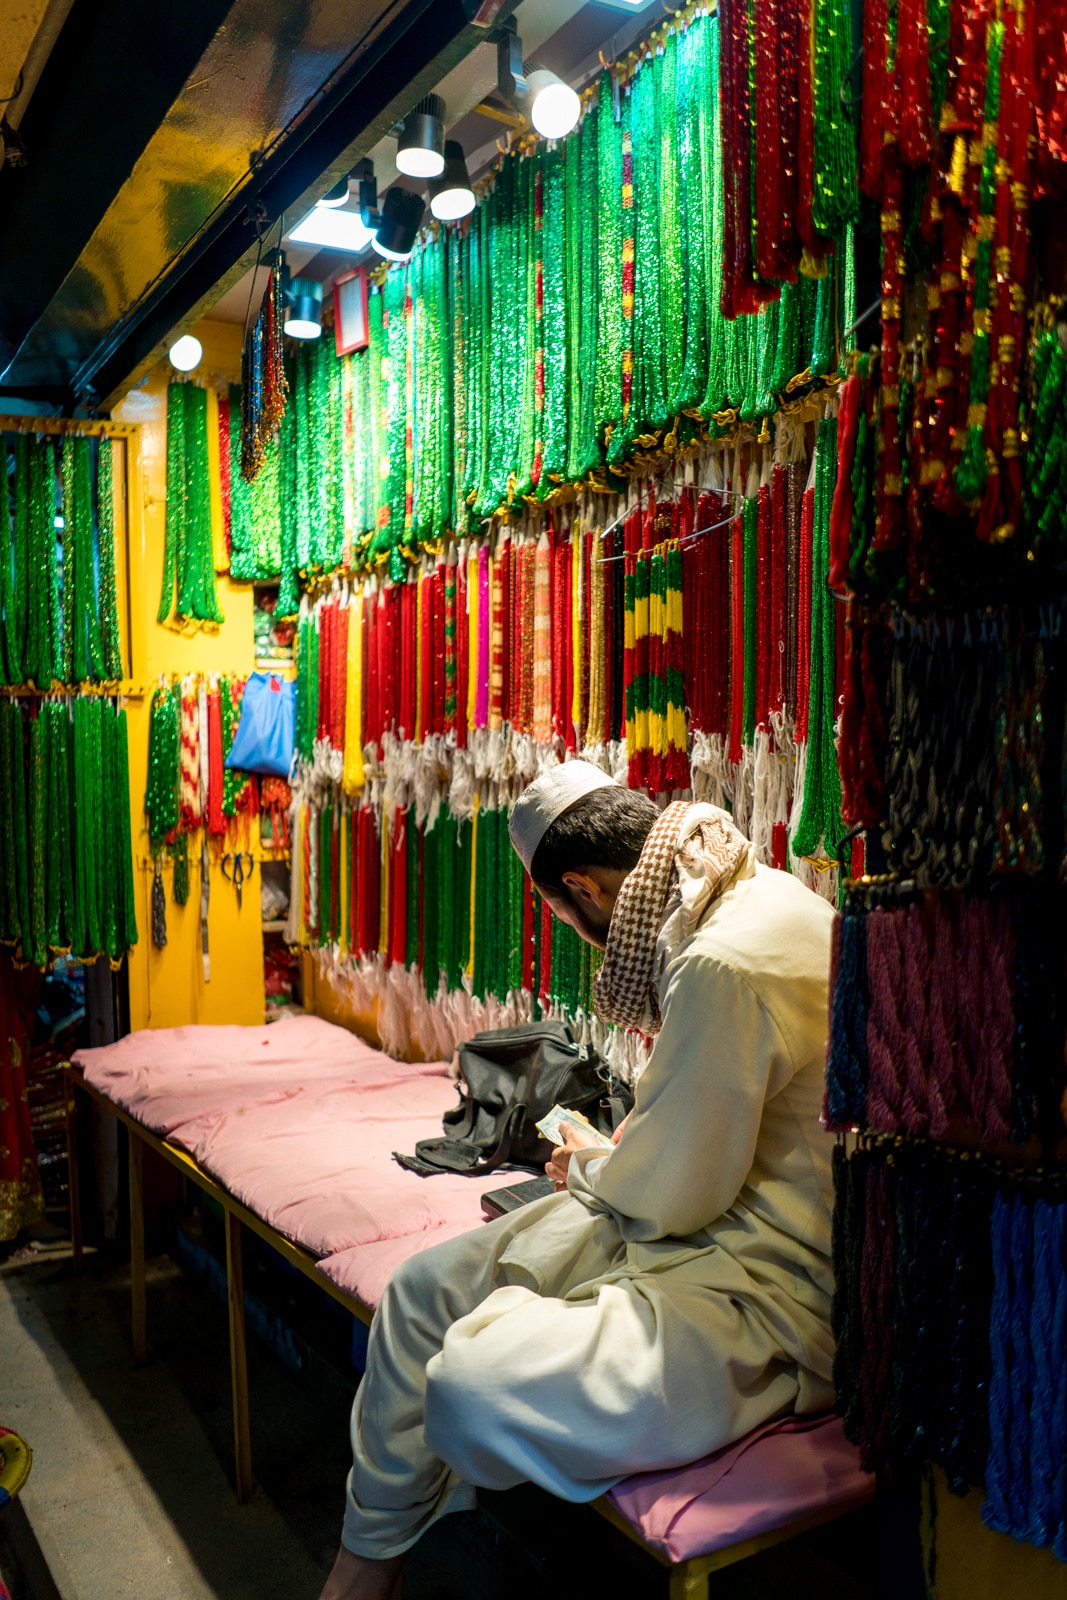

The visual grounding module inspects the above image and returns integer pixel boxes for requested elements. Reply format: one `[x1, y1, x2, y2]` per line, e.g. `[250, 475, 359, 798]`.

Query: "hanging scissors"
[221, 851, 254, 911]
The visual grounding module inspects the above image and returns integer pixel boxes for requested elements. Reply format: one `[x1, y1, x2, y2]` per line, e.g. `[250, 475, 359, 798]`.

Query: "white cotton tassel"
[605, 738, 629, 785]
[750, 726, 776, 865]
[690, 730, 729, 808]
[510, 731, 538, 786]
[307, 802, 320, 942]
[729, 743, 755, 838]
[448, 745, 475, 822]
[412, 735, 442, 830]
[377, 965, 411, 1060]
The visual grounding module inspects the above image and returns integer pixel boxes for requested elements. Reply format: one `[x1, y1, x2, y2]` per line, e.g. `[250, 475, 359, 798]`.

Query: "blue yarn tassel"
[982, 1193, 1015, 1536]
[826, 903, 869, 1127]
[1006, 1198, 1035, 1540]
[1028, 1200, 1067, 1556]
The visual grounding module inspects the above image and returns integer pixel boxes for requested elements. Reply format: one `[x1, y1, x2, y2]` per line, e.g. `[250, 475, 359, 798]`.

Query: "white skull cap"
[508, 760, 619, 876]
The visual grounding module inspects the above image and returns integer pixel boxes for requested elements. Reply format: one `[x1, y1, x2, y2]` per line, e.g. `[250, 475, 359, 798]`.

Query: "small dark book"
[481, 1175, 556, 1219]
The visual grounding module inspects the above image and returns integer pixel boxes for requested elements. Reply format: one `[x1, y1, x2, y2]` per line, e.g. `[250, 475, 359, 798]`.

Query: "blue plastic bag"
[224, 672, 295, 778]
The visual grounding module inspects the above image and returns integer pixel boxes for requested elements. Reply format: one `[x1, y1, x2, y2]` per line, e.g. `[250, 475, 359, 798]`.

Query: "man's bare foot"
[317, 1544, 404, 1600]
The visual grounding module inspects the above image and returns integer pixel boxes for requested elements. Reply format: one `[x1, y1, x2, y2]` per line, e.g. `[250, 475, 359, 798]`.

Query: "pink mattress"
[74, 1016, 505, 1264]
[75, 1018, 873, 1563]
[605, 1411, 872, 1564]
[75, 1016, 395, 1137]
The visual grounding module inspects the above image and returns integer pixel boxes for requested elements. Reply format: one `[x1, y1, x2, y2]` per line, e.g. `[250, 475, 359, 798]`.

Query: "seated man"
[321, 761, 835, 1600]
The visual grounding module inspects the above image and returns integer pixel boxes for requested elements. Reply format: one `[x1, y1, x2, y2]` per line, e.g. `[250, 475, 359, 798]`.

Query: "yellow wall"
[113, 320, 268, 1031]
[925, 1468, 1067, 1599]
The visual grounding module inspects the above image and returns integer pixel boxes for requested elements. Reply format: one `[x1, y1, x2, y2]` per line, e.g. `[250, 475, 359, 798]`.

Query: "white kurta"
[342, 849, 836, 1559]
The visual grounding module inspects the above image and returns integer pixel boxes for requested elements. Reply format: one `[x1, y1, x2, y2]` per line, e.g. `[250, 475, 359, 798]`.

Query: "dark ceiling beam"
[81, 0, 506, 410]
[0, 0, 238, 383]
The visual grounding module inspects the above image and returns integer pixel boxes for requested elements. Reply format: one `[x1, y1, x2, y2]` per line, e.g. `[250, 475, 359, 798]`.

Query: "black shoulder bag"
[394, 1020, 632, 1177]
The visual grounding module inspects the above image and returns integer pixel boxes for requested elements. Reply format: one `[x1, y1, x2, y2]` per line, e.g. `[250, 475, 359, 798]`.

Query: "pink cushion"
[74, 1016, 394, 1138]
[605, 1412, 873, 1564]
[183, 1073, 506, 1260]
[74, 1019, 498, 1264]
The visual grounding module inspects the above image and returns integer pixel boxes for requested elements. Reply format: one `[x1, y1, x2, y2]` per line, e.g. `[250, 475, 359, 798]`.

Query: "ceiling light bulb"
[527, 69, 580, 139]
[316, 176, 350, 208]
[169, 334, 203, 371]
[429, 141, 476, 222]
[372, 187, 425, 261]
[396, 93, 445, 179]
[283, 278, 323, 339]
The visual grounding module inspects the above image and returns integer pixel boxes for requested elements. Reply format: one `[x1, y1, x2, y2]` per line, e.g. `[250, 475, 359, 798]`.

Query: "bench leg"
[225, 1210, 253, 1503]
[670, 1564, 709, 1600]
[128, 1130, 147, 1364]
[66, 1087, 83, 1273]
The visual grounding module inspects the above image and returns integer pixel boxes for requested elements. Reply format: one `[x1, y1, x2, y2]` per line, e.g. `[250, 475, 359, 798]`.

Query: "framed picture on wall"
[333, 267, 370, 357]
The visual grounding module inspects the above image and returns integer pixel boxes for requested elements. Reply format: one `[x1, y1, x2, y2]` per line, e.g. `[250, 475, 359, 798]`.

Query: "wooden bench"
[64, 1053, 872, 1599]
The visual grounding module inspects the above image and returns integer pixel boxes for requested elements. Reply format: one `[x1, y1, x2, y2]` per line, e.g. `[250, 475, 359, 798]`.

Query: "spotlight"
[283, 278, 323, 339]
[396, 93, 445, 179]
[168, 334, 203, 372]
[372, 187, 424, 261]
[429, 141, 475, 222]
[496, 19, 580, 141]
[316, 175, 350, 208]
[524, 66, 581, 140]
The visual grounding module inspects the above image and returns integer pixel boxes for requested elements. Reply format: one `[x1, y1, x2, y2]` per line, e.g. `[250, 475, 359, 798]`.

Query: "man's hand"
[545, 1120, 610, 1190]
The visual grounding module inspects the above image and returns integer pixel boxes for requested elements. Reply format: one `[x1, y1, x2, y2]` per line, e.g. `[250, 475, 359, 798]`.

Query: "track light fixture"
[372, 187, 425, 261]
[284, 278, 323, 339]
[496, 18, 580, 140]
[273, 257, 322, 339]
[429, 141, 475, 222]
[396, 93, 446, 179]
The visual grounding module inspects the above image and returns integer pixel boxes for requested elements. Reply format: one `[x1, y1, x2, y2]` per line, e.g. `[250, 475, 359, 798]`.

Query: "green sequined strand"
[380, 268, 408, 570]
[631, 54, 667, 435]
[97, 701, 119, 961]
[791, 415, 845, 863]
[539, 145, 569, 491]
[512, 154, 539, 504]
[145, 685, 180, 853]
[594, 71, 623, 445]
[115, 706, 138, 952]
[0, 438, 18, 685]
[276, 361, 301, 614]
[159, 383, 185, 622]
[227, 384, 256, 582]
[60, 442, 75, 680]
[221, 677, 242, 815]
[659, 30, 685, 417]
[674, 15, 711, 415]
[97, 439, 123, 678]
[67, 437, 105, 681]
[8, 437, 30, 686]
[955, 18, 1005, 507]
[0, 701, 17, 942]
[28, 703, 48, 967]
[700, 16, 729, 417]
[6, 702, 30, 956]
[811, 0, 859, 239]
[448, 228, 470, 538]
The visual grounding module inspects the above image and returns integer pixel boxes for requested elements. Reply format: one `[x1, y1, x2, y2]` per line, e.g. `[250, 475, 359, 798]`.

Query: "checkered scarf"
[594, 801, 749, 1034]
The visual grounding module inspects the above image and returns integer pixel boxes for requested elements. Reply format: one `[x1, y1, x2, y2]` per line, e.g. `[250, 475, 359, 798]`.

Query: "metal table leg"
[128, 1129, 147, 1364]
[225, 1210, 253, 1503]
